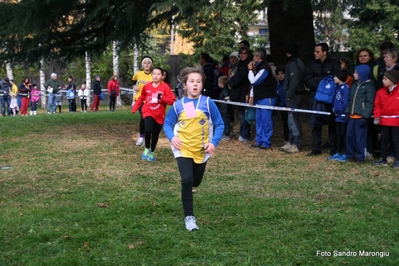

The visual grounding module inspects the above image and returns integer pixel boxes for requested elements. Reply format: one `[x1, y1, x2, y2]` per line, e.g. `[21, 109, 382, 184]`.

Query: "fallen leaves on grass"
[128, 241, 145, 249]
[97, 203, 110, 208]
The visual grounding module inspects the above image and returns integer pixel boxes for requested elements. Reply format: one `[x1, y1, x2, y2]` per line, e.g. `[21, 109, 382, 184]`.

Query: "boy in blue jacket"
[328, 69, 350, 160]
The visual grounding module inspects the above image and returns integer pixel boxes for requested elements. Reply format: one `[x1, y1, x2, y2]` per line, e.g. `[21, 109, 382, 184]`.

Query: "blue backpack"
[315, 75, 335, 104]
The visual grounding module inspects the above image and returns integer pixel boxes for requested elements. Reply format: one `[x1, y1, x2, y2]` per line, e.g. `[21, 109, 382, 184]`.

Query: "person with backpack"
[107, 73, 120, 112]
[304, 43, 340, 156]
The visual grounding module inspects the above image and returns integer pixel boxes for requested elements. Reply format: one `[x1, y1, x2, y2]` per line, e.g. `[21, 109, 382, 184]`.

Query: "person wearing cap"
[132, 56, 153, 146]
[90, 75, 102, 111]
[0, 77, 11, 116]
[280, 43, 306, 154]
[340, 64, 376, 164]
[327, 69, 350, 161]
[228, 51, 239, 77]
[44, 73, 61, 114]
[372, 69, 399, 168]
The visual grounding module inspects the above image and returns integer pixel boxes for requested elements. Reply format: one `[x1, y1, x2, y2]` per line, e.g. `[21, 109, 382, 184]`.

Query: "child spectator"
[328, 69, 350, 161]
[275, 66, 289, 150]
[9, 92, 18, 116]
[30, 84, 40, 115]
[56, 91, 63, 113]
[218, 76, 231, 140]
[339, 64, 376, 164]
[372, 69, 399, 168]
[132, 67, 176, 162]
[78, 84, 89, 112]
[163, 66, 224, 232]
[67, 83, 76, 112]
[340, 57, 353, 88]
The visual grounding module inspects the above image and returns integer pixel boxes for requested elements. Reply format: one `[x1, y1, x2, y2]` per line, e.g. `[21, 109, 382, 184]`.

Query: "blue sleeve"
[252, 69, 269, 86]
[208, 99, 224, 147]
[163, 104, 178, 142]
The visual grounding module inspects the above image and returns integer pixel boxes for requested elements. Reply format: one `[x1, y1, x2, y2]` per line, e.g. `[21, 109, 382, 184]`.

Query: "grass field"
[1, 106, 398, 265]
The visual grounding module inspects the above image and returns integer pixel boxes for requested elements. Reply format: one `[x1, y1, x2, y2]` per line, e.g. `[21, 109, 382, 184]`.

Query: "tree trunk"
[113, 41, 121, 107]
[268, 0, 315, 66]
[40, 59, 46, 108]
[85, 51, 91, 107]
[5, 63, 13, 80]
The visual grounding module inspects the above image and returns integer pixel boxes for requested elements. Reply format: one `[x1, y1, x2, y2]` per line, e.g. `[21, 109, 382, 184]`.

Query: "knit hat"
[335, 69, 348, 83]
[230, 51, 239, 60]
[384, 69, 399, 84]
[95, 74, 101, 79]
[141, 56, 153, 66]
[32, 83, 37, 87]
[286, 43, 298, 55]
[4, 77, 9, 83]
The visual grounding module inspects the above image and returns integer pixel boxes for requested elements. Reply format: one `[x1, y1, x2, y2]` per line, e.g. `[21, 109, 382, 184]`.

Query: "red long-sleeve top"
[132, 82, 175, 124]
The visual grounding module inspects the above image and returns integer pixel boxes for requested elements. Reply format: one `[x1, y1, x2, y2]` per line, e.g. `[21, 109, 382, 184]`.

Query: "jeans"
[1, 95, 11, 116]
[286, 95, 303, 149]
[221, 113, 231, 136]
[236, 108, 251, 139]
[255, 97, 276, 148]
[47, 93, 57, 113]
[31, 102, 38, 111]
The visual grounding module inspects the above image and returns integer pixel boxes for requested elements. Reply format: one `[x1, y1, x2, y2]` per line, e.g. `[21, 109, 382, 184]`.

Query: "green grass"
[1, 106, 398, 265]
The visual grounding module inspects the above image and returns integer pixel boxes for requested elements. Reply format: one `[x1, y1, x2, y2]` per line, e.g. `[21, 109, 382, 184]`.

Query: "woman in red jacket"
[107, 74, 120, 112]
[132, 67, 176, 162]
[372, 69, 399, 168]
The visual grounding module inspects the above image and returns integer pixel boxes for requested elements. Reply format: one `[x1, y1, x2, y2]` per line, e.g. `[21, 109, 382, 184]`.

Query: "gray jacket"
[283, 57, 305, 98]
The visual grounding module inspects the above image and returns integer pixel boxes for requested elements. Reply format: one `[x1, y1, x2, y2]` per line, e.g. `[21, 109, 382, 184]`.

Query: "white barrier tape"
[213, 99, 331, 115]
[213, 99, 399, 119]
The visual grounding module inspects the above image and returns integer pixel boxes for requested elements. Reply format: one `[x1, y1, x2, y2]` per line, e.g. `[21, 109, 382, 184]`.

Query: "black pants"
[109, 96, 116, 111]
[177, 157, 207, 217]
[280, 110, 289, 142]
[138, 104, 145, 135]
[144, 116, 162, 152]
[380, 126, 399, 160]
[81, 99, 87, 111]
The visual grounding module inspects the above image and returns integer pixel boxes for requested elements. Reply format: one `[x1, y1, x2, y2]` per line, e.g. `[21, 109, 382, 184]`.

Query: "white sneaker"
[286, 144, 299, 153]
[136, 137, 144, 146]
[238, 136, 249, 142]
[280, 141, 291, 152]
[184, 216, 199, 232]
[30, 111, 33, 115]
[34, 111, 37, 115]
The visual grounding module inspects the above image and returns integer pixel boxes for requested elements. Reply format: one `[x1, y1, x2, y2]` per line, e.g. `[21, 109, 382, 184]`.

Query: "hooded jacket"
[107, 79, 120, 97]
[345, 64, 376, 119]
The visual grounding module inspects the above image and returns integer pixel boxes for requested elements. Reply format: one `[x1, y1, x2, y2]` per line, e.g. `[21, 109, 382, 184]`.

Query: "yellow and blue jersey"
[164, 95, 224, 164]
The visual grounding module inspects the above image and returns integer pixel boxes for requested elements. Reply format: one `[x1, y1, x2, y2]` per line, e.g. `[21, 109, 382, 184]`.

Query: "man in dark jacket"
[304, 43, 340, 156]
[248, 48, 276, 149]
[200, 52, 216, 98]
[90, 75, 102, 111]
[280, 44, 306, 153]
[228, 46, 252, 142]
[0, 77, 11, 116]
[44, 73, 60, 114]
